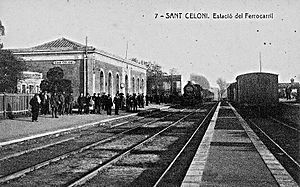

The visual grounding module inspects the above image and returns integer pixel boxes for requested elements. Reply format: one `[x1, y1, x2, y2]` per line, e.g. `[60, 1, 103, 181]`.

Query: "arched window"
[132, 77, 135, 93]
[108, 72, 112, 95]
[137, 78, 140, 93]
[100, 71, 104, 93]
[125, 75, 129, 94]
[141, 79, 144, 93]
[116, 74, 120, 94]
[22, 84, 26, 93]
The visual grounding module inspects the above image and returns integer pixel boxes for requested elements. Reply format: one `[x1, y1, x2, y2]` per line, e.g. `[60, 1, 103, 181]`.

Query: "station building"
[11, 38, 147, 98]
[17, 71, 43, 94]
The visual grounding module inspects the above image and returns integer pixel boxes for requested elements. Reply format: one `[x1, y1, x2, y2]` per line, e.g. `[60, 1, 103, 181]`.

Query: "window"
[108, 72, 112, 95]
[132, 77, 135, 93]
[125, 75, 128, 94]
[22, 85, 26, 93]
[137, 78, 140, 93]
[100, 71, 104, 92]
[29, 85, 34, 93]
[116, 74, 120, 94]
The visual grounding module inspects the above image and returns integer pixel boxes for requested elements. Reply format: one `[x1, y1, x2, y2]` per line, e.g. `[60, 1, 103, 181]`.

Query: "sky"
[0, 0, 299, 87]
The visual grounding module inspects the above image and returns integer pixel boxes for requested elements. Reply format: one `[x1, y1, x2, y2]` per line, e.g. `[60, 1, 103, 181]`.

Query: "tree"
[216, 78, 227, 98]
[41, 67, 72, 93]
[46, 66, 64, 81]
[144, 61, 164, 76]
[130, 58, 165, 77]
[131, 58, 167, 95]
[169, 68, 178, 75]
[0, 50, 27, 92]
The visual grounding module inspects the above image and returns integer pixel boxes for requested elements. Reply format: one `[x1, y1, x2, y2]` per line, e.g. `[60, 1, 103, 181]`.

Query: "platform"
[0, 104, 169, 146]
[181, 102, 298, 187]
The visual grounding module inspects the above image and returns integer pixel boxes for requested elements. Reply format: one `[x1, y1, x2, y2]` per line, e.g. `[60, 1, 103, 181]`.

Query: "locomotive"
[182, 81, 214, 106]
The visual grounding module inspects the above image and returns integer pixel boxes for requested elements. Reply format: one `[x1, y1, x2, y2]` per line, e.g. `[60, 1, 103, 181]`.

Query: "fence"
[0, 93, 34, 119]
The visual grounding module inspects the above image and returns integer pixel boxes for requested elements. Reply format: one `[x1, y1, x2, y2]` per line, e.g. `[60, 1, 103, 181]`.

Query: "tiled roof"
[31, 37, 86, 50]
[9, 37, 146, 69]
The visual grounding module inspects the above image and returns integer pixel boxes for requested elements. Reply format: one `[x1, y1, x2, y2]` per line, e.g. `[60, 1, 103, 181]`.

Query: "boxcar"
[227, 82, 237, 103]
[236, 72, 278, 107]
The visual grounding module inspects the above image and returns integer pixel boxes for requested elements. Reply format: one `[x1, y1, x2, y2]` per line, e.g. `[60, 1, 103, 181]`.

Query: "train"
[227, 72, 279, 114]
[182, 81, 214, 106]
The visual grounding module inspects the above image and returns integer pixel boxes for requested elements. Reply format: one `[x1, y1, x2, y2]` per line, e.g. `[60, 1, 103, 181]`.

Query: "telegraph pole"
[84, 36, 88, 95]
[125, 41, 128, 59]
[259, 51, 262, 72]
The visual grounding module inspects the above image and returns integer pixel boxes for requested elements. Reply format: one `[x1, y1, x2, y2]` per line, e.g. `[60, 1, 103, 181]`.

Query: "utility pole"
[125, 41, 128, 59]
[259, 51, 262, 72]
[84, 36, 88, 95]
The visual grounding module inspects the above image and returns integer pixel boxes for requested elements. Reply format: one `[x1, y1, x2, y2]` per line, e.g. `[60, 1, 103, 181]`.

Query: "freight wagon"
[227, 72, 278, 108]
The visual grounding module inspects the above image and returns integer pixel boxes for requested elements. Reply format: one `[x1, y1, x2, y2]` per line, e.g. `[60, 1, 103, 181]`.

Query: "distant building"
[147, 75, 182, 96]
[209, 87, 219, 101]
[10, 38, 147, 98]
[17, 71, 43, 94]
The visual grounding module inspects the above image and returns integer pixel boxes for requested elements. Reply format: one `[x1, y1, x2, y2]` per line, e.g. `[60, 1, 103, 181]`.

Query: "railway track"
[0, 110, 171, 161]
[152, 103, 217, 187]
[79, 103, 217, 186]
[0, 110, 169, 184]
[247, 116, 300, 185]
[268, 116, 300, 132]
[0, 103, 217, 186]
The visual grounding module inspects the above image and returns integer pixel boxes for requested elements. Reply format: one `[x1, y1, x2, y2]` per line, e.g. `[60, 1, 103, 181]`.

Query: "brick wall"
[88, 59, 146, 96]
[25, 59, 83, 98]
[15, 51, 146, 99]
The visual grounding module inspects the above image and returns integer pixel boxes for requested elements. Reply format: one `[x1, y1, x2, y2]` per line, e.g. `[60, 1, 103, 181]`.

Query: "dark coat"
[106, 96, 113, 107]
[50, 94, 60, 108]
[30, 97, 40, 112]
[77, 96, 85, 107]
[113, 96, 121, 108]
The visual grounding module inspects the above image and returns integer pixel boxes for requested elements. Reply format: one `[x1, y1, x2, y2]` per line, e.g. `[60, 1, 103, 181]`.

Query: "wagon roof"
[236, 72, 278, 80]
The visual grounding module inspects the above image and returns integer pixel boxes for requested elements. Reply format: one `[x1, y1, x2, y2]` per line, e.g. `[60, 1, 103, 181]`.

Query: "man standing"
[101, 93, 106, 111]
[77, 93, 85, 114]
[141, 93, 145, 108]
[133, 93, 138, 112]
[95, 93, 101, 114]
[84, 93, 91, 114]
[40, 91, 49, 115]
[65, 92, 74, 115]
[30, 93, 41, 122]
[92, 93, 97, 114]
[106, 94, 113, 115]
[126, 94, 131, 112]
[50, 92, 59, 118]
[113, 93, 121, 115]
[58, 92, 65, 115]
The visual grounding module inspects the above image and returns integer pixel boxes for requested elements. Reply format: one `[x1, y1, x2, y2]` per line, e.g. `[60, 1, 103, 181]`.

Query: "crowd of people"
[29, 91, 148, 122]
